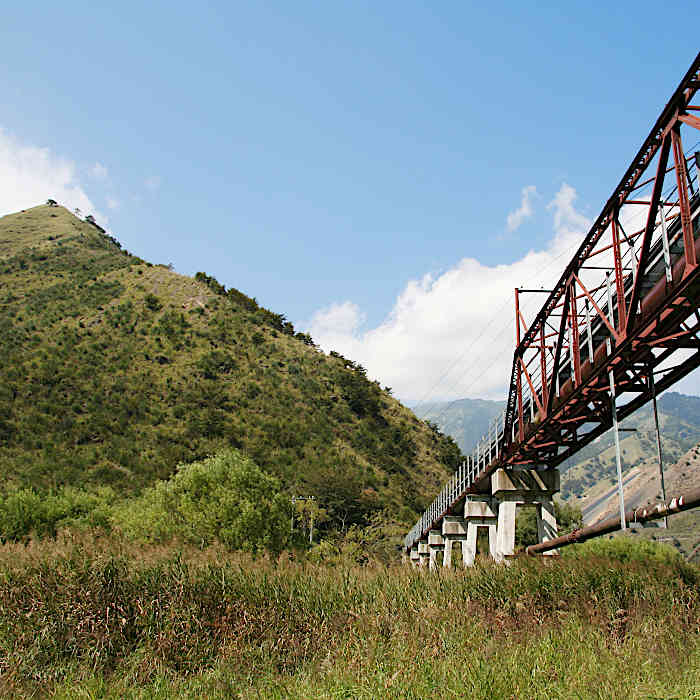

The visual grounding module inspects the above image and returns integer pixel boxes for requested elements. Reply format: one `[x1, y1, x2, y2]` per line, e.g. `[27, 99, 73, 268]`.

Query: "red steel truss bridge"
[405, 53, 700, 552]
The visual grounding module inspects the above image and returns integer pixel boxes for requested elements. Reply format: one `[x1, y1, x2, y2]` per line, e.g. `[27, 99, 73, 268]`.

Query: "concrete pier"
[417, 541, 429, 568]
[441, 515, 467, 568]
[404, 467, 560, 568]
[427, 529, 444, 570]
[463, 497, 497, 566]
[492, 468, 559, 562]
[536, 500, 558, 555]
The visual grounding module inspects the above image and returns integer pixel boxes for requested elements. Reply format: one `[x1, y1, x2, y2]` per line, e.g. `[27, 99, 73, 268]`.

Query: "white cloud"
[309, 301, 365, 343]
[547, 182, 589, 237]
[90, 162, 108, 180]
[304, 183, 591, 405]
[0, 127, 105, 224]
[506, 185, 537, 232]
[145, 175, 161, 191]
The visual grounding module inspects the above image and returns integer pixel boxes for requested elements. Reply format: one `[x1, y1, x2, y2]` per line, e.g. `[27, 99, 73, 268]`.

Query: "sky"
[1, 1, 699, 405]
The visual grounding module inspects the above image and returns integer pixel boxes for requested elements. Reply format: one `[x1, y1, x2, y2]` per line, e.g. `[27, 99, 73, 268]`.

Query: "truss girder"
[404, 53, 700, 551]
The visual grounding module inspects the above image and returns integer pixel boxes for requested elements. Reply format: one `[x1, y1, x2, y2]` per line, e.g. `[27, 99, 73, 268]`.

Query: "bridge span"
[405, 53, 700, 567]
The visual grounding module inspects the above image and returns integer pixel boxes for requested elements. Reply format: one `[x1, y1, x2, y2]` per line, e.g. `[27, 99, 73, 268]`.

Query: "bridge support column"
[417, 541, 429, 568]
[428, 530, 444, 571]
[409, 546, 420, 567]
[462, 497, 497, 567]
[492, 468, 560, 561]
[442, 515, 467, 568]
[495, 500, 517, 563]
[536, 501, 558, 555]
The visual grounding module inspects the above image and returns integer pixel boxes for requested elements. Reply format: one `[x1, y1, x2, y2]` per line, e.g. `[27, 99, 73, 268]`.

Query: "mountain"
[416, 398, 504, 454]
[558, 392, 700, 520]
[0, 204, 462, 533]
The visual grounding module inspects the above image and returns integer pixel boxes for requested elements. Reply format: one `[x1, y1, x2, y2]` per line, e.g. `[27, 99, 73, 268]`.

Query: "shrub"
[144, 293, 163, 312]
[113, 450, 290, 552]
[0, 486, 116, 541]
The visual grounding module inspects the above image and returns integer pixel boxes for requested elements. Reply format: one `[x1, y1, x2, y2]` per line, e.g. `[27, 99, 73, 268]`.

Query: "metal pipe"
[526, 486, 700, 555]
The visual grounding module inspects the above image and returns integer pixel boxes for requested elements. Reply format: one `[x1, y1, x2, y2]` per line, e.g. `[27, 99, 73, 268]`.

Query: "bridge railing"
[404, 408, 506, 549]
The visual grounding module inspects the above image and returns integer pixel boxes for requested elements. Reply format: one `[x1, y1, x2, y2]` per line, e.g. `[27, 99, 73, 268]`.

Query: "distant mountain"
[558, 392, 700, 515]
[0, 204, 462, 534]
[559, 393, 700, 524]
[415, 398, 504, 454]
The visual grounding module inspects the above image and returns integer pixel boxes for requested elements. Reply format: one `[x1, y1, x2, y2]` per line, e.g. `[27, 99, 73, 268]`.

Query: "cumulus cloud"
[547, 182, 589, 237]
[304, 183, 592, 405]
[506, 185, 537, 232]
[90, 162, 108, 180]
[309, 302, 365, 342]
[0, 127, 105, 224]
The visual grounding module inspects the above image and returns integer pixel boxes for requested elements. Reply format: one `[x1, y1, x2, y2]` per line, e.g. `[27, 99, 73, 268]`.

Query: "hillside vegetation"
[0, 204, 461, 538]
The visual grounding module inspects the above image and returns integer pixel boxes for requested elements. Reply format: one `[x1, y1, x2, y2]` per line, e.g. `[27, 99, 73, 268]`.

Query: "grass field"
[1, 534, 699, 698]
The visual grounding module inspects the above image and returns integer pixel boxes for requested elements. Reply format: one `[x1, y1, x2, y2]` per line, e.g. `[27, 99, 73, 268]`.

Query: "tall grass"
[0, 535, 699, 698]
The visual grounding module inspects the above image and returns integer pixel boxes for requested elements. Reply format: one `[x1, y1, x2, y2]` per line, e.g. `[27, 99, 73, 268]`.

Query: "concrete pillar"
[417, 541, 429, 568]
[443, 536, 453, 568]
[442, 516, 467, 569]
[428, 530, 444, 571]
[495, 500, 516, 563]
[491, 467, 560, 563]
[462, 497, 497, 567]
[409, 547, 420, 567]
[486, 521, 498, 559]
[464, 521, 478, 567]
[464, 521, 499, 565]
[537, 500, 558, 555]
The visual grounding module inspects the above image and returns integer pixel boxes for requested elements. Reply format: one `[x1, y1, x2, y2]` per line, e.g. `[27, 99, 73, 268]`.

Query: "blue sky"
[1, 1, 699, 401]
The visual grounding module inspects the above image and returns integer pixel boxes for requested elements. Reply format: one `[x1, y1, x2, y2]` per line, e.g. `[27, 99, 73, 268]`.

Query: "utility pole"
[290, 495, 316, 543]
[649, 369, 669, 528]
[607, 338, 626, 531]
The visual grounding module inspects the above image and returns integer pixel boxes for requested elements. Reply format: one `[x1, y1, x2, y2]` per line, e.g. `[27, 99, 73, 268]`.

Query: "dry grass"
[0, 534, 699, 698]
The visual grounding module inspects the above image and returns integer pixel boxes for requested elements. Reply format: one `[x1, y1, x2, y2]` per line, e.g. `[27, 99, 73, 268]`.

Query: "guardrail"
[404, 409, 505, 550]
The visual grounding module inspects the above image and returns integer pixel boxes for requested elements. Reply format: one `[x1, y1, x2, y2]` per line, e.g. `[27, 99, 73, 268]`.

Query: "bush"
[563, 535, 692, 571]
[113, 450, 290, 552]
[0, 486, 115, 541]
[144, 293, 162, 312]
[515, 500, 583, 548]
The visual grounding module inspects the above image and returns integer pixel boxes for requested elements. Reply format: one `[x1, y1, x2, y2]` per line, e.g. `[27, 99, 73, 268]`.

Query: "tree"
[46, 199, 58, 207]
[114, 450, 291, 553]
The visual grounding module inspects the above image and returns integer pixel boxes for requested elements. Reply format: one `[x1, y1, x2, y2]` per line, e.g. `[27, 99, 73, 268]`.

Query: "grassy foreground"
[0, 536, 699, 698]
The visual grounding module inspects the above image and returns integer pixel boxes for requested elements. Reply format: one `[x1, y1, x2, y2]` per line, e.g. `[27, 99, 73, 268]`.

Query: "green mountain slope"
[0, 205, 461, 532]
[416, 398, 504, 454]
